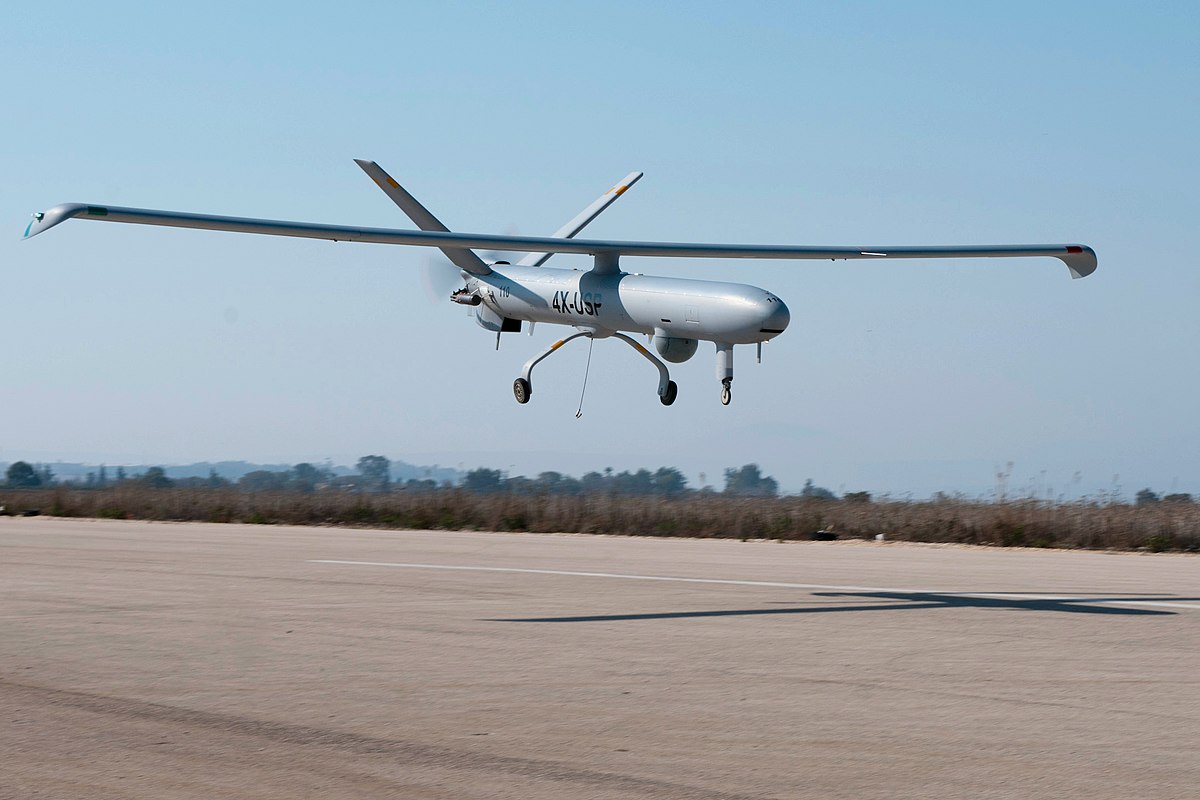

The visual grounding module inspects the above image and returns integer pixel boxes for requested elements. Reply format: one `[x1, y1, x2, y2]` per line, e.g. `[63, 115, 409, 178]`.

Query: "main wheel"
[513, 378, 531, 404]
[660, 380, 678, 406]
[720, 383, 731, 406]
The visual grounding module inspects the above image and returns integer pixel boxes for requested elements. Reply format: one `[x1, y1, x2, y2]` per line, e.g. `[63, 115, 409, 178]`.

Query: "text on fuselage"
[551, 290, 603, 317]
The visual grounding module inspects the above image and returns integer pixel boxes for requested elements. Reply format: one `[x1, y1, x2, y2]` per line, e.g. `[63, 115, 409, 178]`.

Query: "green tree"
[290, 462, 328, 493]
[536, 471, 564, 492]
[356, 455, 391, 491]
[723, 464, 778, 497]
[463, 468, 504, 493]
[580, 471, 608, 494]
[531, 471, 581, 495]
[612, 468, 654, 495]
[800, 479, 836, 500]
[652, 467, 688, 496]
[239, 470, 289, 492]
[1135, 488, 1160, 506]
[6, 461, 40, 488]
[139, 466, 173, 489]
[35, 464, 55, 486]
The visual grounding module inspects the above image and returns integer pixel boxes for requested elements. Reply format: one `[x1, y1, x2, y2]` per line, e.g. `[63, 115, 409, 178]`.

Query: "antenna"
[576, 336, 596, 419]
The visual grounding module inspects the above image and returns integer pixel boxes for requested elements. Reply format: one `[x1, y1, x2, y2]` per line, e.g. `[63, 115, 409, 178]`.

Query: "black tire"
[660, 380, 678, 406]
[513, 378, 531, 404]
[720, 384, 731, 406]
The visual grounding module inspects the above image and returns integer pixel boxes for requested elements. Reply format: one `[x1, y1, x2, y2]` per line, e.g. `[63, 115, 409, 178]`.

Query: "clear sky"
[4, 1, 1198, 497]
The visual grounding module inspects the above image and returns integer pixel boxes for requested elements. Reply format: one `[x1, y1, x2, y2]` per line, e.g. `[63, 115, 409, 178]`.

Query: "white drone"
[26, 160, 1096, 406]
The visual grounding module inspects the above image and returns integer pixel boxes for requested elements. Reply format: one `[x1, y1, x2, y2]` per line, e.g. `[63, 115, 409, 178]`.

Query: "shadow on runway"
[489, 591, 1196, 622]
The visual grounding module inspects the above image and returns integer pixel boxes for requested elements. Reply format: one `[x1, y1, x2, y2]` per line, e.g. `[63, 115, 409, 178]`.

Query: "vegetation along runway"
[2, 518, 1197, 799]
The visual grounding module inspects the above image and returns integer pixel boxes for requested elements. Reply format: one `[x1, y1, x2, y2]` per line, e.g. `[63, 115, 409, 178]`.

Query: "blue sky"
[4, 1, 1198, 496]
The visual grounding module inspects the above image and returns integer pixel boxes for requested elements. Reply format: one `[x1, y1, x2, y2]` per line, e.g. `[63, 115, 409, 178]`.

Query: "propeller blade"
[420, 256, 463, 305]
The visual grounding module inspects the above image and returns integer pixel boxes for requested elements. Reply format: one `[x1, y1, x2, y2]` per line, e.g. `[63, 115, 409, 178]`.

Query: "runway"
[3, 518, 1198, 799]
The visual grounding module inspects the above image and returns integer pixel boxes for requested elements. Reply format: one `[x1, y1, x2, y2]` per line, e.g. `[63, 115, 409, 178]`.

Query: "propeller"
[420, 255, 466, 305]
[418, 227, 521, 306]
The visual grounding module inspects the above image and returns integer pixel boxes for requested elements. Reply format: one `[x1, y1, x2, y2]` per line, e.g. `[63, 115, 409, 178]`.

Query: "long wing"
[23, 202, 1097, 278]
[515, 171, 643, 267]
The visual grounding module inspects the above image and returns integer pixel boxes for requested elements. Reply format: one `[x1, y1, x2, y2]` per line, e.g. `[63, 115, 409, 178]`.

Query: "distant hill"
[0, 459, 463, 485]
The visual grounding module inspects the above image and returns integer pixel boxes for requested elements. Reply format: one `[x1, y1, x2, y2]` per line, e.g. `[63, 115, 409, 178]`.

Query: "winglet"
[353, 159, 491, 276]
[1059, 245, 1097, 279]
[23, 203, 89, 239]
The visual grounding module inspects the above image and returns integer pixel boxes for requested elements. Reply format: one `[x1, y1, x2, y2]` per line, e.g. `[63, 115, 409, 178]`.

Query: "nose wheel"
[660, 380, 678, 406]
[715, 343, 735, 406]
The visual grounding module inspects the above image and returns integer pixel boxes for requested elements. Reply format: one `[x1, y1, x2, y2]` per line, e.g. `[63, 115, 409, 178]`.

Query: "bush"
[2, 486, 1198, 552]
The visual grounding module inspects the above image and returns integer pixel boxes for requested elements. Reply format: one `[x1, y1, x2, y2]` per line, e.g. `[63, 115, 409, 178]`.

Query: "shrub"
[3, 486, 1198, 552]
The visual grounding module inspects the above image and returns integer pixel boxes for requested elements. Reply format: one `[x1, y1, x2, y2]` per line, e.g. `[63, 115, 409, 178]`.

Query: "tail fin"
[354, 159, 491, 276]
[516, 172, 643, 267]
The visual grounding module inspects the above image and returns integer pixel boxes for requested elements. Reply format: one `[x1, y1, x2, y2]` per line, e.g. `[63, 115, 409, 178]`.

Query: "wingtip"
[22, 203, 89, 239]
[1061, 245, 1097, 279]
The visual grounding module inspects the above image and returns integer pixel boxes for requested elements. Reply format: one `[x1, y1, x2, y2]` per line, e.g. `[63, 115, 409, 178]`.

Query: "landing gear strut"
[716, 342, 734, 406]
[515, 330, 677, 406]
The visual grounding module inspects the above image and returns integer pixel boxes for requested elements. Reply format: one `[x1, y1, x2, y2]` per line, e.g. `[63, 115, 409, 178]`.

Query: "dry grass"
[3, 486, 1199, 552]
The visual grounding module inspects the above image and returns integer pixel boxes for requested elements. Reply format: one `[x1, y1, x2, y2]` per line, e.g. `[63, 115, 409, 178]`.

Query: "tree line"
[3, 457, 839, 498]
[7, 457, 1195, 505]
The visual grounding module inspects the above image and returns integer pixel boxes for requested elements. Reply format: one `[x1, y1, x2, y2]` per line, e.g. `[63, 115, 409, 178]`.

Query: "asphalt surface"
[2, 517, 1198, 799]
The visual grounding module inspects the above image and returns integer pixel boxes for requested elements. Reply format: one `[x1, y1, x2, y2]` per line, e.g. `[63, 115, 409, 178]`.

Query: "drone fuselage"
[472, 264, 791, 345]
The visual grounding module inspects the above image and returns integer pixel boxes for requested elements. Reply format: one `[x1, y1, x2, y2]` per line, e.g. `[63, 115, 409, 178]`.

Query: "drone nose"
[760, 296, 790, 337]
